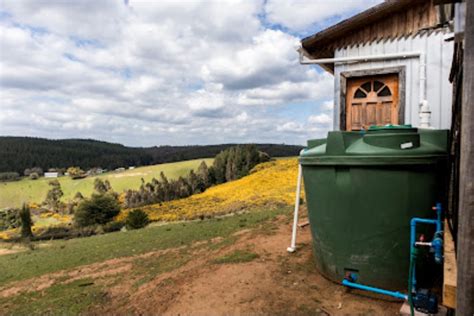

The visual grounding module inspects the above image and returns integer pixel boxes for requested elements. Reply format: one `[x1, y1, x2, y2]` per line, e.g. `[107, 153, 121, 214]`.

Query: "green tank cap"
[368, 124, 414, 130]
[367, 124, 417, 134]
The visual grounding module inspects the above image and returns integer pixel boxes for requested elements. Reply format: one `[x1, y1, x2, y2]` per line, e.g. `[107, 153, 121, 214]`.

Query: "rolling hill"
[0, 159, 213, 209]
[0, 136, 303, 174]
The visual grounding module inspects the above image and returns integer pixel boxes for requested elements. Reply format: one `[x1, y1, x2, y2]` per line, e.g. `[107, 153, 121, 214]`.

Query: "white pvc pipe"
[298, 47, 431, 127]
[299, 51, 422, 65]
[287, 163, 303, 253]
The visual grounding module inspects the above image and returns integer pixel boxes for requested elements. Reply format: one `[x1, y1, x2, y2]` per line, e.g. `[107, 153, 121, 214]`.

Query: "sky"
[0, 0, 381, 147]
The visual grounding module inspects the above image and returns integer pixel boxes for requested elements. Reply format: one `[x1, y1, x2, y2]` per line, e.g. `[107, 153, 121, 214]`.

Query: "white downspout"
[298, 47, 431, 128]
[418, 53, 431, 128]
[287, 162, 302, 253]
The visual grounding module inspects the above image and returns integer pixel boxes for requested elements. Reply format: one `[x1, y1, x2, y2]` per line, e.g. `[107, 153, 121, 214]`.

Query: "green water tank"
[300, 126, 448, 289]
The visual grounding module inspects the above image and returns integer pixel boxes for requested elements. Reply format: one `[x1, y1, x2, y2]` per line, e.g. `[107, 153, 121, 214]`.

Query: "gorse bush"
[125, 209, 149, 230]
[74, 194, 120, 227]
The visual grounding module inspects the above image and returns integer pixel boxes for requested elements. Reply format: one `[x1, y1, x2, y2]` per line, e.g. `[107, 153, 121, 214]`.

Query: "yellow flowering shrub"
[118, 159, 303, 222]
[0, 229, 18, 240]
[28, 202, 40, 209]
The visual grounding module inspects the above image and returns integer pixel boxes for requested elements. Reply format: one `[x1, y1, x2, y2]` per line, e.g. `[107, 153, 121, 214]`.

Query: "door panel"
[345, 74, 399, 131]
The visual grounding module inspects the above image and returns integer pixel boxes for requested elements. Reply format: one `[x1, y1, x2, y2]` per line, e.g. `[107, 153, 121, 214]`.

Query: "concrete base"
[399, 301, 448, 316]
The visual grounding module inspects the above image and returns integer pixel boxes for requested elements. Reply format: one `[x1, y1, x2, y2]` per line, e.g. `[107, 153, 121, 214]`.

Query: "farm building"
[296, 0, 473, 314]
[299, 0, 454, 131]
[44, 172, 59, 178]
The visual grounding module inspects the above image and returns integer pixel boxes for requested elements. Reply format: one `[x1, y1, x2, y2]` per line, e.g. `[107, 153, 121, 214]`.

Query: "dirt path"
[0, 212, 402, 315]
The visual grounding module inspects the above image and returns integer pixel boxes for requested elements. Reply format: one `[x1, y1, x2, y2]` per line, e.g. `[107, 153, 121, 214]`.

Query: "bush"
[0, 172, 20, 182]
[103, 221, 124, 233]
[35, 225, 72, 240]
[74, 194, 120, 227]
[125, 209, 149, 230]
[0, 208, 20, 231]
[24, 167, 43, 177]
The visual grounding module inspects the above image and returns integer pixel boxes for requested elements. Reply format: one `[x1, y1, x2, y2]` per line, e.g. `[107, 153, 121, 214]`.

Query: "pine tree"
[19, 203, 33, 239]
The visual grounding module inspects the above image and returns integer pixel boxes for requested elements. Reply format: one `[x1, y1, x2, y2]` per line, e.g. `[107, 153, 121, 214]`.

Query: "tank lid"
[300, 129, 449, 166]
[367, 124, 418, 134]
[368, 124, 414, 131]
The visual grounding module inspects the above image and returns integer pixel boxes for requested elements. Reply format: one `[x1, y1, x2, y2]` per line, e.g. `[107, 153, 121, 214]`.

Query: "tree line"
[0, 136, 302, 174]
[123, 145, 270, 208]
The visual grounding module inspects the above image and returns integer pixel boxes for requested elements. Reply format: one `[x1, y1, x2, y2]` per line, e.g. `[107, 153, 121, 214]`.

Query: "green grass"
[0, 158, 213, 209]
[0, 278, 107, 315]
[0, 206, 290, 286]
[213, 249, 259, 264]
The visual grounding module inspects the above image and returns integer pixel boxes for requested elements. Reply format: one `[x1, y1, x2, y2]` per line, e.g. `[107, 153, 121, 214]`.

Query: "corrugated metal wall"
[333, 29, 453, 130]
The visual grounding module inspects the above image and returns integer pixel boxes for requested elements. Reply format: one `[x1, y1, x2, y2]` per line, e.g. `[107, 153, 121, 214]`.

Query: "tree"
[19, 204, 33, 239]
[43, 180, 64, 212]
[67, 166, 85, 179]
[160, 172, 171, 201]
[24, 167, 43, 177]
[0, 172, 20, 182]
[74, 191, 84, 201]
[187, 169, 202, 194]
[74, 194, 121, 227]
[94, 178, 112, 194]
[197, 161, 210, 188]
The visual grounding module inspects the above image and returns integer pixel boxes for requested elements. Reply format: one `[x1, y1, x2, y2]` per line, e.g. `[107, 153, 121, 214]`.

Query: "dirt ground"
[0, 212, 402, 315]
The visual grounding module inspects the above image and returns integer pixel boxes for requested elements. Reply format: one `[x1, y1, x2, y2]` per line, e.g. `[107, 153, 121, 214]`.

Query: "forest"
[0, 136, 302, 174]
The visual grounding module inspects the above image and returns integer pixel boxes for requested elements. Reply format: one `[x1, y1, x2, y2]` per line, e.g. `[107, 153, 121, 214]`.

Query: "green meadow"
[0, 159, 213, 209]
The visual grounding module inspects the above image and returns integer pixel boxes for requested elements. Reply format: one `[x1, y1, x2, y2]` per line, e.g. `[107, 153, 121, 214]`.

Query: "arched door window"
[346, 74, 399, 130]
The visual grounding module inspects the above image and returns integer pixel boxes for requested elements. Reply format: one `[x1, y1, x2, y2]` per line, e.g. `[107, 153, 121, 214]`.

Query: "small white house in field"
[44, 172, 59, 178]
[129, 166, 135, 170]
[299, 0, 454, 131]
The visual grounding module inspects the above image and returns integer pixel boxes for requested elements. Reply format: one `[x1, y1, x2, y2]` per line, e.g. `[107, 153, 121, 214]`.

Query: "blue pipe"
[435, 202, 442, 233]
[342, 279, 408, 300]
[409, 203, 443, 292]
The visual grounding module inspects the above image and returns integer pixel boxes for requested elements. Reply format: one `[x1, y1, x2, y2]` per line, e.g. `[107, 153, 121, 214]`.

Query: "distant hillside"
[0, 137, 303, 174]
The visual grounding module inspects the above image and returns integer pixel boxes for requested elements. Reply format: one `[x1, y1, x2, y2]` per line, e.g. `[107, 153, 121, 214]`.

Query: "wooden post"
[443, 220, 457, 309]
[457, 1, 474, 315]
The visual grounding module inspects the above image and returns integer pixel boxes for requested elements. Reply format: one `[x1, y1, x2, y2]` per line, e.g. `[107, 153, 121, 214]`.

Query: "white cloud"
[0, 0, 354, 146]
[321, 100, 334, 111]
[264, 0, 382, 32]
[308, 113, 332, 125]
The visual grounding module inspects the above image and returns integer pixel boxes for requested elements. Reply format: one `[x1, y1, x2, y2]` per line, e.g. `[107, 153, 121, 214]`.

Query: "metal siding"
[333, 31, 453, 130]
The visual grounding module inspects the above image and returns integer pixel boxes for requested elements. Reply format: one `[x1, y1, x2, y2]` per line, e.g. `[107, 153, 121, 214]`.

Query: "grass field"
[0, 206, 291, 315]
[0, 207, 287, 285]
[0, 159, 213, 209]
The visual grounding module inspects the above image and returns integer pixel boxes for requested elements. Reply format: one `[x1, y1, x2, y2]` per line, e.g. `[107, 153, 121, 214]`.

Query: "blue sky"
[0, 0, 381, 146]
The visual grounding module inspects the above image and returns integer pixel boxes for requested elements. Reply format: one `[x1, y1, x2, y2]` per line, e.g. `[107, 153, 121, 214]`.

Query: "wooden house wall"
[305, 0, 442, 59]
[333, 29, 453, 130]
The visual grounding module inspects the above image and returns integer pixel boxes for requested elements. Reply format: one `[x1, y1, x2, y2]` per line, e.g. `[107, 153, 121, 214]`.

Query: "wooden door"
[345, 74, 399, 131]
